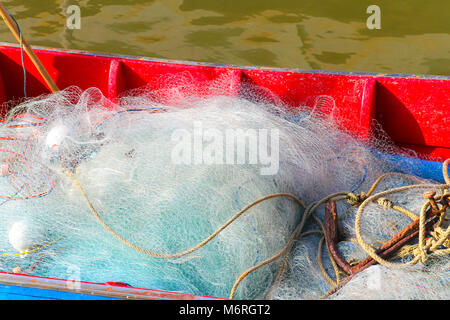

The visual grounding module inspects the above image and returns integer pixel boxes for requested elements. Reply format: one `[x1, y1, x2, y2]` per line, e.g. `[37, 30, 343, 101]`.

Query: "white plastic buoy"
[8, 221, 45, 257]
[45, 124, 70, 149]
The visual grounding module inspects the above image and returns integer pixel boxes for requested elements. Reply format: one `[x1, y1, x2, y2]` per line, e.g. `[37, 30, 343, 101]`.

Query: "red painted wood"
[107, 60, 123, 105]
[1, 43, 448, 160]
[239, 70, 377, 138]
[0, 45, 111, 100]
[374, 78, 450, 151]
[373, 78, 450, 160]
[395, 143, 450, 161]
[358, 79, 377, 140]
[120, 59, 242, 104]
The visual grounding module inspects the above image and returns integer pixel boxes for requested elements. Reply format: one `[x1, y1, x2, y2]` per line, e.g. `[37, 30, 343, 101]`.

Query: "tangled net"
[0, 81, 448, 300]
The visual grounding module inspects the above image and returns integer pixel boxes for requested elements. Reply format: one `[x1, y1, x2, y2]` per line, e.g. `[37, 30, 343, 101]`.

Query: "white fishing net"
[330, 259, 449, 300]
[0, 82, 447, 300]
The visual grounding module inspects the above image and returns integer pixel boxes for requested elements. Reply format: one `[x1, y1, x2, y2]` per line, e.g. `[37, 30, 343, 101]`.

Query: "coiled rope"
[354, 183, 450, 268]
[268, 161, 450, 299]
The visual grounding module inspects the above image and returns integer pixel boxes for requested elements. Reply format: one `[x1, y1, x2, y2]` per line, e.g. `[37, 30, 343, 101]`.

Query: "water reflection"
[0, 0, 448, 75]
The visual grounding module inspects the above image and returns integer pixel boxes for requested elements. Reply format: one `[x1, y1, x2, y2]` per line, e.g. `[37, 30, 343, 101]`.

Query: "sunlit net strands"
[0, 80, 448, 300]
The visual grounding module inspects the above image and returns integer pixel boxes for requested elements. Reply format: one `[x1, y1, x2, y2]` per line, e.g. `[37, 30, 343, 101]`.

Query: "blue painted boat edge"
[375, 153, 444, 183]
[0, 271, 225, 300]
[0, 284, 121, 300]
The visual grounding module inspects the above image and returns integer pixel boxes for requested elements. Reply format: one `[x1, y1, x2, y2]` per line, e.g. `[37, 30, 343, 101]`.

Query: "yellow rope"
[317, 236, 337, 287]
[396, 224, 450, 259]
[269, 162, 450, 298]
[444, 159, 450, 185]
[65, 158, 450, 299]
[267, 161, 450, 297]
[0, 235, 65, 257]
[347, 172, 425, 207]
[68, 170, 305, 259]
[354, 183, 450, 268]
[229, 227, 311, 299]
[264, 194, 348, 299]
[317, 161, 450, 297]
[376, 197, 418, 221]
[66, 170, 311, 299]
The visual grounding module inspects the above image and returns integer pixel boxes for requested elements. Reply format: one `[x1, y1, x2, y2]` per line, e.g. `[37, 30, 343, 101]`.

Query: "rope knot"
[397, 225, 450, 264]
[347, 192, 367, 206]
[429, 227, 450, 249]
[377, 197, 394, 210]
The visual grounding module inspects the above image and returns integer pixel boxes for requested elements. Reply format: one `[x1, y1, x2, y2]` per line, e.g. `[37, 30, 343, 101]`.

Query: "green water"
[0, 0, 449, 76]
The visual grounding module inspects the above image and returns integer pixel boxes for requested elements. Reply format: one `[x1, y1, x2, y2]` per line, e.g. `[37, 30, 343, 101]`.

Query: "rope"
[229, 223, 310, 299]
[376, 197, 418, 220]
[315, 160, 450, 298]
[443, 159, 450, 185]
[0, 235, 65, 257]
[396, 225, 450, 260]
[265, 193, 348, 299]
[68, 170, 304, 259]
[68, 158, 450, 298]
[354, 183, 450, 269]
[65, 170, 310, 299]
[346, 172, 425, 207]
[5, 134, 449, 299]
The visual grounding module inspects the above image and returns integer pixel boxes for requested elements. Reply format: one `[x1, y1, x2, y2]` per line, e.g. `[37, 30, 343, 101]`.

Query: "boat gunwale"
[1, 41, 450, 81]
[0, 270, 222, 300]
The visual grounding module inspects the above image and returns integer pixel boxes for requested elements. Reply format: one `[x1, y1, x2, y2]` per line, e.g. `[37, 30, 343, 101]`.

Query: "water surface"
[0, 0, 449, 75]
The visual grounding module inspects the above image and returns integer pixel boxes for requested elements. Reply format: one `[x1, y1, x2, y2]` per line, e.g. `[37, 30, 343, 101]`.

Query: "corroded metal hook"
[324, 199, 441, 296]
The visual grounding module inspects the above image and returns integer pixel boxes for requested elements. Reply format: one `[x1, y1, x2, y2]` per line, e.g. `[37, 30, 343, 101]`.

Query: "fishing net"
[267, 166, 450, 300]
[0, 81, 448, 300]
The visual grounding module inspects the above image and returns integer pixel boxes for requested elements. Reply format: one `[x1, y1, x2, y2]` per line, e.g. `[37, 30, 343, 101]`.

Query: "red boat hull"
[1, 42, 449, 160]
